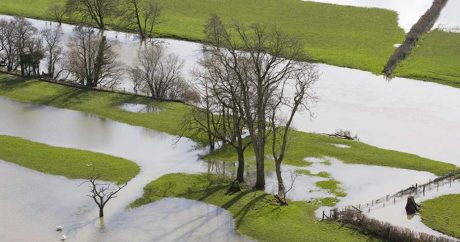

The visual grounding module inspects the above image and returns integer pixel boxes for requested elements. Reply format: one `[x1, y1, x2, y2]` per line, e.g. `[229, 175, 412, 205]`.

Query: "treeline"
[0, 15, 197, 102]
[383, 0, 448, 76]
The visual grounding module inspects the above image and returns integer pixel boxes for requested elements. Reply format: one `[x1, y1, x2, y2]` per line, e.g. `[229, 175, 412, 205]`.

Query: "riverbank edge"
[130, 172, 378, 242]
[0, 135, 140, 184]
[0, 73, 456, 176]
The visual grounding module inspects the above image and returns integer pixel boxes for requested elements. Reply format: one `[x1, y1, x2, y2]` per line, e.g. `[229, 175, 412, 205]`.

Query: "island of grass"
[0, 0, 404, 74]
[131, 173, 378, 242]
[420, 194, 460, 239]
[0, 135, 139, 184]
[0, 73, 456, 176]
[395, 30, 460, 89]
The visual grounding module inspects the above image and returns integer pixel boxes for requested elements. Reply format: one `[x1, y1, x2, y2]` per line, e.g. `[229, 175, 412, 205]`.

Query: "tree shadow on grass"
[234, 193, 270, 228]
[0, 76, 36, 92]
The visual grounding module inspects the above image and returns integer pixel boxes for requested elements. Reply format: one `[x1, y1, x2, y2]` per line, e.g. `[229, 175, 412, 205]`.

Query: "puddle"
[332, 144, 350, 149]
[119, 103, 161, 113]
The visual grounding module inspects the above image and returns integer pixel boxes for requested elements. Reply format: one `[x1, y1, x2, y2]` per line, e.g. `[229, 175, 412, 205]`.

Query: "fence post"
[322, 211, 325, 221]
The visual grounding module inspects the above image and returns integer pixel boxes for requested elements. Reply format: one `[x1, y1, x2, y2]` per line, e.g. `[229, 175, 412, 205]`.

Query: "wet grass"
[395, 30, 460, 88]
[420, 194, 460, 239]
[0, 0, 404, 74]
[206, 130, 456, 176]
[0, 74, 456, 176]
[316, 179, 347, 197]
[0, 135, 139, 184]
[131, 173, 378, 242]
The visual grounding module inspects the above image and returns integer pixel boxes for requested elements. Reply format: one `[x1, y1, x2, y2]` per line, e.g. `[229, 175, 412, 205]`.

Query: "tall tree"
[67, 26, 121, 87]
[203, 15, 318, 191]
[121, 0, 162, 40]
[129, 44, 189, 100]
[66, 0, 120, 29]
[41, 26, 63, 79]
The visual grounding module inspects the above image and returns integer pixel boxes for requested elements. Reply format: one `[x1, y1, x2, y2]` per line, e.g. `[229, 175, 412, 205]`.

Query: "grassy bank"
[395, 30, 460, 88]
[206, 130, 456, 176]
[0, 74, 456, 176]
[0, 0, 404, 74]
[131, 173, 377, 242]
[0, 135, 139, 183]
[421, 194, 460, 239]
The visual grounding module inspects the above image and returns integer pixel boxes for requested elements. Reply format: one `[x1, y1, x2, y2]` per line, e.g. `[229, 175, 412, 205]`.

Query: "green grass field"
[395, 30, 460, 88]
[0, 135, 139, 183]
[421, 194, 460, 239]
[131, 173, 378, 242]
[0, 74, 456, 176]
[0, 0, 404, 74]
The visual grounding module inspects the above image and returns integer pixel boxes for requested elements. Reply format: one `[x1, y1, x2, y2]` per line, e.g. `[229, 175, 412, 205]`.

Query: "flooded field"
[2, 15, 459, 166]
[0, 12, 459, 241]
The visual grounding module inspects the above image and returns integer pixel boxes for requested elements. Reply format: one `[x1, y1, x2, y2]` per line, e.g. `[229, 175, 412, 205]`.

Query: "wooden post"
[322, 211, 325, 220]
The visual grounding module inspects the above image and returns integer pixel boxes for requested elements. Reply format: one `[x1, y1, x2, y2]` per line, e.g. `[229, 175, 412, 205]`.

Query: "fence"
[322, 169, 460, 218]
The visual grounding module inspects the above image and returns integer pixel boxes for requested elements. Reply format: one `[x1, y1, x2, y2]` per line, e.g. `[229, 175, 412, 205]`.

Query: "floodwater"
[367, 179, 460, 238]
[0, 97, 250, 242]
[303, 0, 460, 32]
[2, 15, 459, 166]
[119, 103, 161, 113]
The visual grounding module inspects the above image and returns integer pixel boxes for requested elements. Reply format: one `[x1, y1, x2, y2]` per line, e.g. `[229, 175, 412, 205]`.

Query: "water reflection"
[2, 15, 460, 165]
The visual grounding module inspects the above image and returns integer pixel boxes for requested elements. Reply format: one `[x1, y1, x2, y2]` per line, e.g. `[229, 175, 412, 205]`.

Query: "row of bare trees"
[48, 0, 162, 40]
[185, 15, 319, 203]
[1, 17, 192, 101]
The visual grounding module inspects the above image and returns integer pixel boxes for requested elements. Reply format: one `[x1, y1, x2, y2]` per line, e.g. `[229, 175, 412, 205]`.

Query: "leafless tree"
[67, 26, 122, 87]
[189, 53, 252, 184]
[87, 176, 127, 218]
[66, 0, 120, 29]
[269, 63, 318, 197]
[129, 44, 189, 100]
[47, 3, 68, 25]
[202, 15, 318, 191]
[121, 0, 162, 40]
[0, 18, 18, 71]
[41, 26, 63, 79]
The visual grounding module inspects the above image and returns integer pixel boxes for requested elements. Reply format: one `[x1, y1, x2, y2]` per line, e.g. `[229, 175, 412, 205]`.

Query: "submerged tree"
[121, 0, 162, 40]
[201, 15, 318, 191]
[67, 26, 122, 87]
[87, 176, 127, 218]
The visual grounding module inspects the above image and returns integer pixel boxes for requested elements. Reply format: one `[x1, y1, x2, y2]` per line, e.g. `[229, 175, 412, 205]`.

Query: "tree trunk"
[275, 160, 285, 197]
[99, 207, 104, 218]
[236, 148, 245, 183]
[405, 196, 420, 215]
[254, 145, 265, 190]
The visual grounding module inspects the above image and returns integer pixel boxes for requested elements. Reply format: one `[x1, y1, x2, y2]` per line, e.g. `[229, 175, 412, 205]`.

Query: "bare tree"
[47, 3, 68, 25]
[203, 15, 318, 191]
[121, 0, 162, 40]
[87, 176, 127, 218]
[66, 0, 120, 29]
[67, 26, 122, 87]
[129, 44, 188, 100]
[41, 26, 63, 79]
[269, 62, 318, 197]
[190, 53, 252, 185]
[0, 18, 18, 71]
